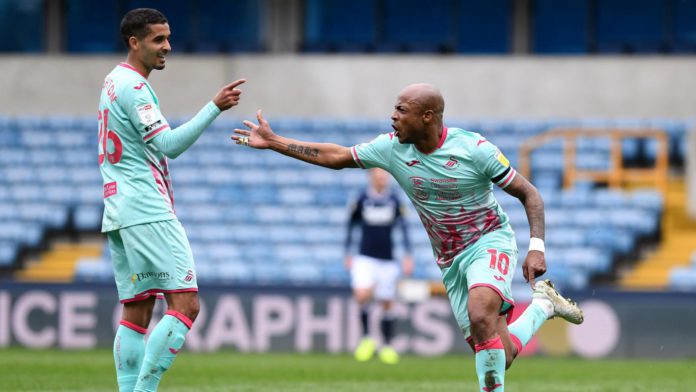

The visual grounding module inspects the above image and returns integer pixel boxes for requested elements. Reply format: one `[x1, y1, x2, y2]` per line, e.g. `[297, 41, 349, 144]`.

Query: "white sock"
[531, 297, 554, 318]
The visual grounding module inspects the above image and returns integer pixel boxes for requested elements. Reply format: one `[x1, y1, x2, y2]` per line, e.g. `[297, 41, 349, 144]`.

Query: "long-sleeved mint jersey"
[98, 62, 222, 232]
[351, 127, 517, 268]
[98, 63, 175, 232]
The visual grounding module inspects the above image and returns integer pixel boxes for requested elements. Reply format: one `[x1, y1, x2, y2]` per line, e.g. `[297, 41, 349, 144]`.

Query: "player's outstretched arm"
[212, 79, 246, 111]
[503, 174, 546, 288]
[232, 110, 358, 170]
[152, 79, 246, 159]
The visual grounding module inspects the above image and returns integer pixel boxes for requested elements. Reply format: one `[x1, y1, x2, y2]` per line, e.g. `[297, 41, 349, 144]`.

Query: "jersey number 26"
[98, 108, 123, 165]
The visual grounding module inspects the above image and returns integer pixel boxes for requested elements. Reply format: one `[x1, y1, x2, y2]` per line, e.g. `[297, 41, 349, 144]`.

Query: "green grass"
[1, 348, 695, 391]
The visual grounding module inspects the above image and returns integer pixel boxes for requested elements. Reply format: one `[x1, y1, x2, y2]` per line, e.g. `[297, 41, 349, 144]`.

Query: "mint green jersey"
[98, 63, 175, 232]
[351, 127, 517, 268]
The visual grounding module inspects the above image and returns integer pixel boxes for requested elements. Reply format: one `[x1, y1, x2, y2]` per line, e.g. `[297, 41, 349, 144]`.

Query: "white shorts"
[350, 255, 400, 301]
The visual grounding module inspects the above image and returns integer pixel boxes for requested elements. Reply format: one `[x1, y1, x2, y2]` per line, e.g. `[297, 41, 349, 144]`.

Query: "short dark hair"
[120, 8, 168, 48]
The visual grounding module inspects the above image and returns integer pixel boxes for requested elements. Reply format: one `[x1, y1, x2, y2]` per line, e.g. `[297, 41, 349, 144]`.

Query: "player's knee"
[468, 308, 497, 334]
[184, 298, 200, 322]
[168, 293, 200, 322]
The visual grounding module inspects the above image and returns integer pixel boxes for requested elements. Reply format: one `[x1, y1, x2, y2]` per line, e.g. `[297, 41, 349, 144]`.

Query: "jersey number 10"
[98, 108, 123, 165]
[487, 249, 510, 275]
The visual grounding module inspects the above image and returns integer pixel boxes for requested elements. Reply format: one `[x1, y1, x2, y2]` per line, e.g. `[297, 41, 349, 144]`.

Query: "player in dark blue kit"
[344, 168, 413, 364]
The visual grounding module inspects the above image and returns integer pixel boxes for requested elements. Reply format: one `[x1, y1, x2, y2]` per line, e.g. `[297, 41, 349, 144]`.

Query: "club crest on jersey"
[443, 156, 460, 170]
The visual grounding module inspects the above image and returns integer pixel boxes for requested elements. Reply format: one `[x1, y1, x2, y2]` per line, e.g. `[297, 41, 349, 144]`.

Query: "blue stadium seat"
[18, 203, 69, 229]
[193, 0, 263, 52]
[303, 0, 377, 52]
[0, 221, 42, 247]
[0, 149, 26, 165]
[629, 190, 663, 212]
[555, 247, 611, 273]
[674, 0, 696, 52]
[595, 0, 666, 53]
[546, 228, 586, 247]
[209, 262, 254, 283]
[322, 263, 351, 285]
[0, 242, 17, 267]
[607, 208, 659, 235]
[571, 208, 605, 228]
[559, 189, 591, 208]
[584, 227, 635, 254]
[533, 0, 588, 54]
[669, 267, 696, 291]
[456, 0, 511, 53]
[0, 0, 43, 52]
[379, 0, 455, 53]
[593, 189, 627, 208]
[285, 261, 324, 285]
[74, 205, 103, 231]
[74, 258, 114, 282]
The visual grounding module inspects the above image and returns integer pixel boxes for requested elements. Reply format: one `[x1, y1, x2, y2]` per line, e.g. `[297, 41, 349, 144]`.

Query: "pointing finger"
[527, 266, 536, 289]
[226, 79, 247, 89]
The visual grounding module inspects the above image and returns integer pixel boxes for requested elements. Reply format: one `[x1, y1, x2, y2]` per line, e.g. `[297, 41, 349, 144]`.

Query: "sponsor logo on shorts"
[184, 270, 195, 283]
[131, 271, 172, 284]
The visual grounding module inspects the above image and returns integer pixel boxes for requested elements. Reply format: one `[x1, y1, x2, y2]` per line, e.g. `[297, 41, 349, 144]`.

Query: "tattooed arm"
[233, 110, 358, 170]
[503, 173, 546, 288]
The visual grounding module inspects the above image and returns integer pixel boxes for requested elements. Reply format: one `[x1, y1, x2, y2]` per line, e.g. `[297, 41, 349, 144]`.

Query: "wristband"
[529, 237, 545, 253]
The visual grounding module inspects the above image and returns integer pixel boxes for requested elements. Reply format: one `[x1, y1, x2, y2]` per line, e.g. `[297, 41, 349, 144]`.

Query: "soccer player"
[345, 167, 413, 364]
[232, 83, 583, 391]
[99, 8, 245, 392]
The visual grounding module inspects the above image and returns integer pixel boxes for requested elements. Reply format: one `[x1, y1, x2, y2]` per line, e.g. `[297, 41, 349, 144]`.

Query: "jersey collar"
[118, 62, 147, 78]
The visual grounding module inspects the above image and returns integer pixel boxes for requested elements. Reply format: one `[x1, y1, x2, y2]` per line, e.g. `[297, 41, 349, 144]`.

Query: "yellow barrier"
[519, 128, 669, 194]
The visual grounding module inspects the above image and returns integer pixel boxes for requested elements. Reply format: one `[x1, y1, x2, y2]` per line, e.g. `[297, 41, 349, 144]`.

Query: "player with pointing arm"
[100, 8, 246, 392]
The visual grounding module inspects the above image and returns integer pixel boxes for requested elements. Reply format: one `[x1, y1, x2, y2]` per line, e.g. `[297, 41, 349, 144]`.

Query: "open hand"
[232, 109, 275, 149]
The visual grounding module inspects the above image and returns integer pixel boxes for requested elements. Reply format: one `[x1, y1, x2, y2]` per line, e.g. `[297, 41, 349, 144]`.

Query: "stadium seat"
[456, 0, 511, 53]
[533, 0, 589, 54]
[74, 205, 103, 231]
[303, 0, 377, 52]
[0, 242, 17, 267]
[669, 267, 696, 291]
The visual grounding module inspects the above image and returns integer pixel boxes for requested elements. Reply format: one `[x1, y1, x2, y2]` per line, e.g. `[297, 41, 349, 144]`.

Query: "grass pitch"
[1, 348, 694, 391]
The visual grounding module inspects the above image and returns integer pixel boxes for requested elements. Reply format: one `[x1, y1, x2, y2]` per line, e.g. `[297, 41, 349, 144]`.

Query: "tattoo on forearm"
[527, 204, 545, 240]
[288, 144, 319, 159]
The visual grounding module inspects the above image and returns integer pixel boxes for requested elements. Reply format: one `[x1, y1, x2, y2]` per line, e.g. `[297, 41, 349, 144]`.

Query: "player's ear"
[128, 36, 139, 51]
[422, 109, 434, 123]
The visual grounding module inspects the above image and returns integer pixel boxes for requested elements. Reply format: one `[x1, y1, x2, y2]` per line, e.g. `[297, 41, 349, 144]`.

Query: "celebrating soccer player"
[233, 83, 583, 391]
[99, 8, 245, 392]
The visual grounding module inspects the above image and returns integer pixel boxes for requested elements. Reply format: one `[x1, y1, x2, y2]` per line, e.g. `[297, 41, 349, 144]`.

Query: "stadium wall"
[1, 55, 696, 119]
[1, 283, 695, 359]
